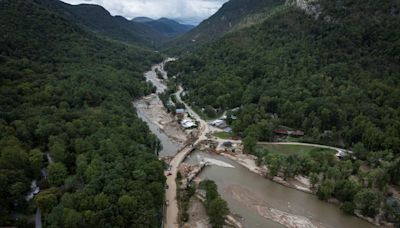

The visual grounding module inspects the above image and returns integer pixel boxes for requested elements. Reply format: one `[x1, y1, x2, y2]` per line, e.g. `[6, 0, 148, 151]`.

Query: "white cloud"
[61, 0, 228, 25]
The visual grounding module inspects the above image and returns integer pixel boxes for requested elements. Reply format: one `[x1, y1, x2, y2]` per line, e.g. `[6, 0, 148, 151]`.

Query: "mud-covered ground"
[182, 197, 210, 228]
[134, 94, 188, 144]
[224, 185, 323, 228]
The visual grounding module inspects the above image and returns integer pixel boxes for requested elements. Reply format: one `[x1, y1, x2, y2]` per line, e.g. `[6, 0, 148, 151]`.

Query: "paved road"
[163, 85, 352, 227]
[257, 141, 351, 154]
[35, 209, 42, 228]
[164, 88, 210, 227]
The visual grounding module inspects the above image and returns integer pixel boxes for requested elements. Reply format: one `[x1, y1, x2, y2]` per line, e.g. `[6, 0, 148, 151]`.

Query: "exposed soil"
[134, 94, 188, 144]
[182, 197, 210, 228]
[224, 184, 324, 228]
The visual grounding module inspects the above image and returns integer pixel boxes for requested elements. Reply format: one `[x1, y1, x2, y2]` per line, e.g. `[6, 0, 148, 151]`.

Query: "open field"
[257, 144, 335, 157]
[213, 132, 233, 139]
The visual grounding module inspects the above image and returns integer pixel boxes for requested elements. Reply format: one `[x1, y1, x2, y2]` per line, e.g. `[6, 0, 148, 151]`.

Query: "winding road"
[147, 60, 352, 227]
[257, 142, 352, 155]
[164, 86, 210, 228]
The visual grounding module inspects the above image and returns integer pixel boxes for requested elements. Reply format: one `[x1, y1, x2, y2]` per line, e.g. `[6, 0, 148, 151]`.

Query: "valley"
[138, 59, 378, 228]
[1, 0, 399, 227]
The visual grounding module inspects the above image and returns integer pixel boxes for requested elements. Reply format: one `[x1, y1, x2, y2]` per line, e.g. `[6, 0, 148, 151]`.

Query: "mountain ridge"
[132, 16, 155, 23]
[35, 0, 172, 47]
[133, 17, 195, 38]
[164, 0, 286, 53]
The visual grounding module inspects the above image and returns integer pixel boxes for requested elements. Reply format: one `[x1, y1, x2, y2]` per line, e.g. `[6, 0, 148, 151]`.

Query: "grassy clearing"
[213, 132, 233, 139]
[191, 106, 213, 121]
[257, 144, 335, 157]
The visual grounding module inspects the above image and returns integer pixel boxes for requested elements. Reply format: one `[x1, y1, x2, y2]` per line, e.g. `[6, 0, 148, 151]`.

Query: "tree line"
[1, 0, 165, 227]
[166, 0, 400, 224]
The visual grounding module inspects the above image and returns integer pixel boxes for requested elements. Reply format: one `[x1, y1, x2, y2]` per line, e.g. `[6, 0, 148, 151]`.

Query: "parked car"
[167, 172, 172, 176]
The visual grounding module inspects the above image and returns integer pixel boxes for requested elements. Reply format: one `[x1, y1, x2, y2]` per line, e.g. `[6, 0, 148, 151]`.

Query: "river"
[185, 151, 375, 228]
[136, 106, 183, 157]
[135, 59, 184, 157]
[137, 60, 375, 228]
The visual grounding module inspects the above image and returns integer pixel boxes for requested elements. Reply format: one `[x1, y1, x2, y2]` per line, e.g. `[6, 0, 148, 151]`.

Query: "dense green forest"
[167, 0, 400, 152]
[199, 180, 229, 228]
[134, 17, 194, 38]
[36, 0, 168, 48]
[166, 0, 400, 223]
[0, 0, 165, 226]
[165, 0, 286, 54]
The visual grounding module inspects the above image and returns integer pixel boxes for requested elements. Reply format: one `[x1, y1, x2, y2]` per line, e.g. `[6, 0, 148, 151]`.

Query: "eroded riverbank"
[185, 151, 376, 228]
[135, 59, 376, 228]
[134, 94, 187, 157]
[134, 60, 187, 157]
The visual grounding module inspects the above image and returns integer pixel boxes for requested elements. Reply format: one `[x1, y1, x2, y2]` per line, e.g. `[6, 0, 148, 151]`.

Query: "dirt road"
[152, 62, 352, 227]
[257, 141, 351, 154]
[164, 86, 210, 228]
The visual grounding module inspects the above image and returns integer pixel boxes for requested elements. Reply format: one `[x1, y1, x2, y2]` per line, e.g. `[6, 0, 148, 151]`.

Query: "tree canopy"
[0, 0, 164, 226]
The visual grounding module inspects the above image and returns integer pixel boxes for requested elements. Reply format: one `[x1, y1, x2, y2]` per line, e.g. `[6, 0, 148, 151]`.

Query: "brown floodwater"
[135, 105, 183, 157]
[139, 60, 375, 228]
[185, 151, 376, 228]
[135, 61, 183, 157]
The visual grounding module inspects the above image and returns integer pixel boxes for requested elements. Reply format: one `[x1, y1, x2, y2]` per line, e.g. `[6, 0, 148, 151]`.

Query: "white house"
[181, 119, 197, 129]
[210, 119, 224, 126]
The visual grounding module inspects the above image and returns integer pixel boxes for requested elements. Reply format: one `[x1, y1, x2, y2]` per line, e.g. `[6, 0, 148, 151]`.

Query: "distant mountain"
[165, 0, 285, 52]
[133, 17, 195, 38]
[36, 0, 168, 47]
[132, 16, 155, 23]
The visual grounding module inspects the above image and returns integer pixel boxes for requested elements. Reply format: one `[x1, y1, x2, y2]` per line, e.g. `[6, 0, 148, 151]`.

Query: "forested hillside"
[165, 0, 286, 53]
[36, 0, 168, 47]
[167, 0, 400, 222]
[134, 17, 194, 38]
[0, 0, 165, 226]
[168, 0, 400, 151]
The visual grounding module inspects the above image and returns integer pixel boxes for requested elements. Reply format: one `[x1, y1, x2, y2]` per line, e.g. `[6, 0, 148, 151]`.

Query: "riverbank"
[217, 150, 387, 227]
[139, 59, 379, 228]
[225, 184, 322, 228]
[218, 151, 314, 194]
[134, 94, 187, 145]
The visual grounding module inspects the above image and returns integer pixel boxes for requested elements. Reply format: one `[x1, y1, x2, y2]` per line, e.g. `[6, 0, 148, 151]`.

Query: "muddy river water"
[136, 106, 183, 157]
[137, 61, 375, 228]
[185, 151, 375, 228]
[135, 59, 184, 157]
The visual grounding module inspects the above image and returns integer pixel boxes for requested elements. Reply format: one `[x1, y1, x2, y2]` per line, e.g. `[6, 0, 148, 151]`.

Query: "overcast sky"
[61, 0, 228, 25]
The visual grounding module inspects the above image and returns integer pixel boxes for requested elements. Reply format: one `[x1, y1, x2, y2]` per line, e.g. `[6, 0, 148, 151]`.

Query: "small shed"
[211, 119, 224, 126]
[222, 141, 233, 148]
[291, 130, 305, 137]
[223, 127, 232, 133]
[181, 119, 197, 129]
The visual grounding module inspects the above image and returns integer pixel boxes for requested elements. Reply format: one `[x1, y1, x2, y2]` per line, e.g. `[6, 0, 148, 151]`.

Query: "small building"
[222, 141, 233, 148]
[223, 127, 232, 133]
[211, 119, 229, 129]
[211, 119, 224, 126]
[181, 119, 197, 129]
[291, 130, 305, 137]
[217, 122, 229, 129]
[336, 150, 347, 159]
[273, 129, 289, 135]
